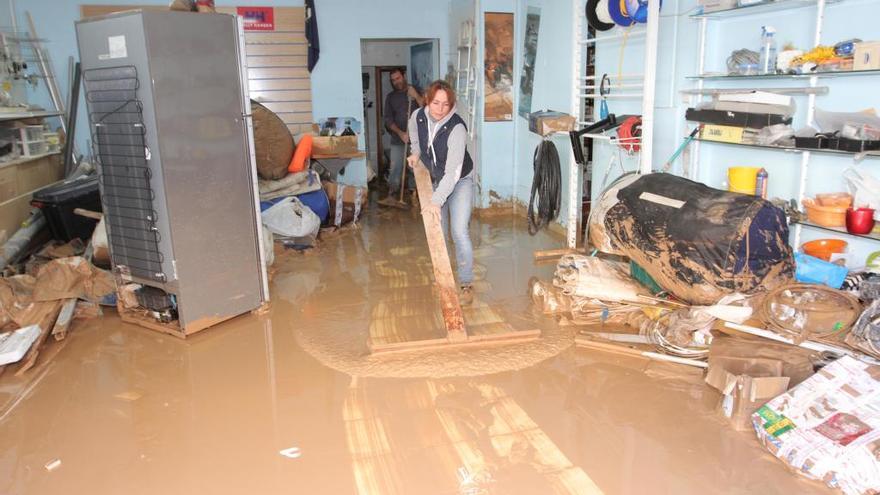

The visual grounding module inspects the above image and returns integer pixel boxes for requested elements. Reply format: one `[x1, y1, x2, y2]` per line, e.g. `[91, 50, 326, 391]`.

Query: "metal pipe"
[690, 17, 708, 181]
[795, 0, 827, 248]
[566, 0, 581, 250]
[26, 11, 66, 133]
[639, 0, 661, 174]
[63, 62, 81, 177]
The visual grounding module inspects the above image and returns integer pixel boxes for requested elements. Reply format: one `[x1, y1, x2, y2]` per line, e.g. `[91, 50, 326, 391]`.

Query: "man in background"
[383, 69, 424, 200]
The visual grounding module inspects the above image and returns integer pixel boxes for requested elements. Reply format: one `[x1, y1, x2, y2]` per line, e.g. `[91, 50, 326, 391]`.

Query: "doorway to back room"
[360, 38, 439, 200]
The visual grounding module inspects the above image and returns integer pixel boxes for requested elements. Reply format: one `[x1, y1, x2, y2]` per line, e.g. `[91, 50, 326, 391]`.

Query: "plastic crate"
[31, 176, 102, 242]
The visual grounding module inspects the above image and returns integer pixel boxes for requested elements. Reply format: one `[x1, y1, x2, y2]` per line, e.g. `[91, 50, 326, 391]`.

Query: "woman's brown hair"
[425, 80, 456, 108]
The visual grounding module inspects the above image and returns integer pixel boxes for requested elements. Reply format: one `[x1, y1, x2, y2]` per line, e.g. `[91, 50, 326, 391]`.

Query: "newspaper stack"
[752, 356, 880, 494]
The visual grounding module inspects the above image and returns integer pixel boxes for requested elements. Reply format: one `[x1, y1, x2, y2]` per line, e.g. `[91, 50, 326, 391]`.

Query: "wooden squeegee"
[368, 160, 540, 354]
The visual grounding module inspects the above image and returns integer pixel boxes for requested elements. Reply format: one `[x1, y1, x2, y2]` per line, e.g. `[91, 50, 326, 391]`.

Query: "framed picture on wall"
[518, 7, 541, 118]
[484, 12, 514, 122]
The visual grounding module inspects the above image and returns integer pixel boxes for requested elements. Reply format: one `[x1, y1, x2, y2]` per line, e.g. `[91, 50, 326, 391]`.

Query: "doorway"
[360, 39, 439, 190]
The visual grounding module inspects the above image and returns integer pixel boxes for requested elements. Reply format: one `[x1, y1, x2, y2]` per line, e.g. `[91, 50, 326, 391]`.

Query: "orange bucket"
[803, 199, 848, 227]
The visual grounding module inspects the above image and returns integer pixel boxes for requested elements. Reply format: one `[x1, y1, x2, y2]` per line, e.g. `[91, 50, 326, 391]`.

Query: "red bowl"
[846, 207, 876, 234]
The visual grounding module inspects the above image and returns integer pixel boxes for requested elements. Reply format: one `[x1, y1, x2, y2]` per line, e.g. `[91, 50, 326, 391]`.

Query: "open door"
[408, 40, 438, 93]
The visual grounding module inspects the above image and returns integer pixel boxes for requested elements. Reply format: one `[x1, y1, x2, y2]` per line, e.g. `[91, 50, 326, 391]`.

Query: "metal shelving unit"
[692, 138, 880, 159]
[796, 220, 880, 242]
[0, 110, 63, 121]
[687, 68, 880, 80]
[686, 0, 880, 248]
[566, 0, 659, 249]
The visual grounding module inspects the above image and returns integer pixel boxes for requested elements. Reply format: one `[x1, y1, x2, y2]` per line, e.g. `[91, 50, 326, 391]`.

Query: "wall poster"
[484, 12, 514, 122]
[518, 7, 541, 117]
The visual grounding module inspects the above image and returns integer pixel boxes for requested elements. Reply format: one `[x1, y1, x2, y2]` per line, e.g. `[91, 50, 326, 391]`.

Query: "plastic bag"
[843, 167, 880, 218]
[794, 252, 848, 289]
[261, 196, 320, 239]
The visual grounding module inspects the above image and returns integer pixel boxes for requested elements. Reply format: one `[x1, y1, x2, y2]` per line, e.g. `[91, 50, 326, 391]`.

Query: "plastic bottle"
[760, 26, 778, 75]
[755, 168, 769, 199]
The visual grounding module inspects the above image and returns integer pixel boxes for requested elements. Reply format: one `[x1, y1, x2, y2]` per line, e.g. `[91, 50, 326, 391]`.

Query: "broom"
[378, 93, 413, 209]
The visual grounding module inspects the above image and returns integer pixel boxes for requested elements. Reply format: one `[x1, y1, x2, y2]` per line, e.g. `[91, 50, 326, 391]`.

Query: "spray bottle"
[760, 26, 778, 74]
[755, 168, 769, 199]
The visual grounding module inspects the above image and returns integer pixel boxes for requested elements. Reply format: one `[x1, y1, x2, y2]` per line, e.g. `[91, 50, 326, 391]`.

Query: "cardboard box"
[700, 124, 745, 144]
[705, 355, 790, 431]
[528, 111, 576, 137]
[854, 41, 880, 71]
[311, 135, 359, 157]
[322, 181, 366, 226]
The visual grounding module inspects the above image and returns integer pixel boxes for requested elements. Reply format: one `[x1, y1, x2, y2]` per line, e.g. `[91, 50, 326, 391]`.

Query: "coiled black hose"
[527, 139, 562, 235]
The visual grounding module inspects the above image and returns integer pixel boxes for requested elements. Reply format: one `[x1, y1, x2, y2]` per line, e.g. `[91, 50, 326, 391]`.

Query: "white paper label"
[639, 192, 686, 209]
[108, 35, 128, 59]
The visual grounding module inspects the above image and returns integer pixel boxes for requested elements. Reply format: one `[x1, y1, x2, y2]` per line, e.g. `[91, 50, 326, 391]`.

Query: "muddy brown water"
[0, 204, 832, 494]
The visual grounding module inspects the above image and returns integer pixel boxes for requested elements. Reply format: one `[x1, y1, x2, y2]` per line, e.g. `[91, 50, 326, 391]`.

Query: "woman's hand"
[406, 154, 420, 169]
[421, 203, 441, 223]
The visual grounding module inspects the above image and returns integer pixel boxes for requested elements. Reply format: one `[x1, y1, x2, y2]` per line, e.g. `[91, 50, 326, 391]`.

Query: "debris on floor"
[753, 355, 880, 494]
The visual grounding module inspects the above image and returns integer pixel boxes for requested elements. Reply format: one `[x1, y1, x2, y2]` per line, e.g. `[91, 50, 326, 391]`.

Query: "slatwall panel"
[81, 5, 314, 136]
[215, 6, 313, 136]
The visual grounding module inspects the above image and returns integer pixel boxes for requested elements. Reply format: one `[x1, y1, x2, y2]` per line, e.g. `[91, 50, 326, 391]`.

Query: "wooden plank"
[248, 67, 310, 80]
[260, 101, 312, 114]
[0, 154, 63, 204]
[52, 298, 78, 342]
[244, 44, 307, 56]
[312, 151, 366, 160]
[246, 55, 308, 68]
[250, 89, 311, 101]
[245, 33, 307, 45]
[248, 79, 311, 91]
[533, 248, 578, 261]
[413, 161, 466, 342]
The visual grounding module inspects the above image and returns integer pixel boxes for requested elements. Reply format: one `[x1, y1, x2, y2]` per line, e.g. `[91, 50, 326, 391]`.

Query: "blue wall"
[10, 0, 451, 188]
[478, 0, 579, 240]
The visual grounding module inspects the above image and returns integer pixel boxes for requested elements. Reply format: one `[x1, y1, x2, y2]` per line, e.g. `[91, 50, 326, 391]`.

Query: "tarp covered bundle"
[596, 173, 793, 305]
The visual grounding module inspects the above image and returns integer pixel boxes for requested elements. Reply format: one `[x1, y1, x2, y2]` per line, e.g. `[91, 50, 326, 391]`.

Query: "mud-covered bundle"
[595, 173, 794, 305]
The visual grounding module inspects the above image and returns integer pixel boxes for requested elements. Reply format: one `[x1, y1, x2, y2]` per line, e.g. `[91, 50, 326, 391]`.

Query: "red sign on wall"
[237, 6, 275, 31]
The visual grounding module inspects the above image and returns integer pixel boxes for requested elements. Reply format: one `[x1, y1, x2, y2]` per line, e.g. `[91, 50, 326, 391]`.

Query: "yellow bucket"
[728, 167, 760, 194]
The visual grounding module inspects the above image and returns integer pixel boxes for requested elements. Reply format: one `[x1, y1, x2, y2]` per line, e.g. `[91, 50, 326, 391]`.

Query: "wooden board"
[368, 161, 541, 354]
[0, 153, 63, 203]
[413, 161, 466, 342]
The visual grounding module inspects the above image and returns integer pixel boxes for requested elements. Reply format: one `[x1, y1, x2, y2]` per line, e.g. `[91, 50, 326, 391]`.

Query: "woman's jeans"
[439, 175, 474, 285]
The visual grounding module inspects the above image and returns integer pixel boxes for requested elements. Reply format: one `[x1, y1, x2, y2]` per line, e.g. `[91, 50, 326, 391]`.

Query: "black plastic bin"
[31, 176, 102, 242]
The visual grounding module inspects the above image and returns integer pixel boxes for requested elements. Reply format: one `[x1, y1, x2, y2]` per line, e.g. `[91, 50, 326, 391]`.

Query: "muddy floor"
[0, 202, 832, 494]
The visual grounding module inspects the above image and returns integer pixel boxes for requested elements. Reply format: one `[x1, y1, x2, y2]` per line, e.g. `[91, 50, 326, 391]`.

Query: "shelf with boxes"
[686, 0, 880, 252]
